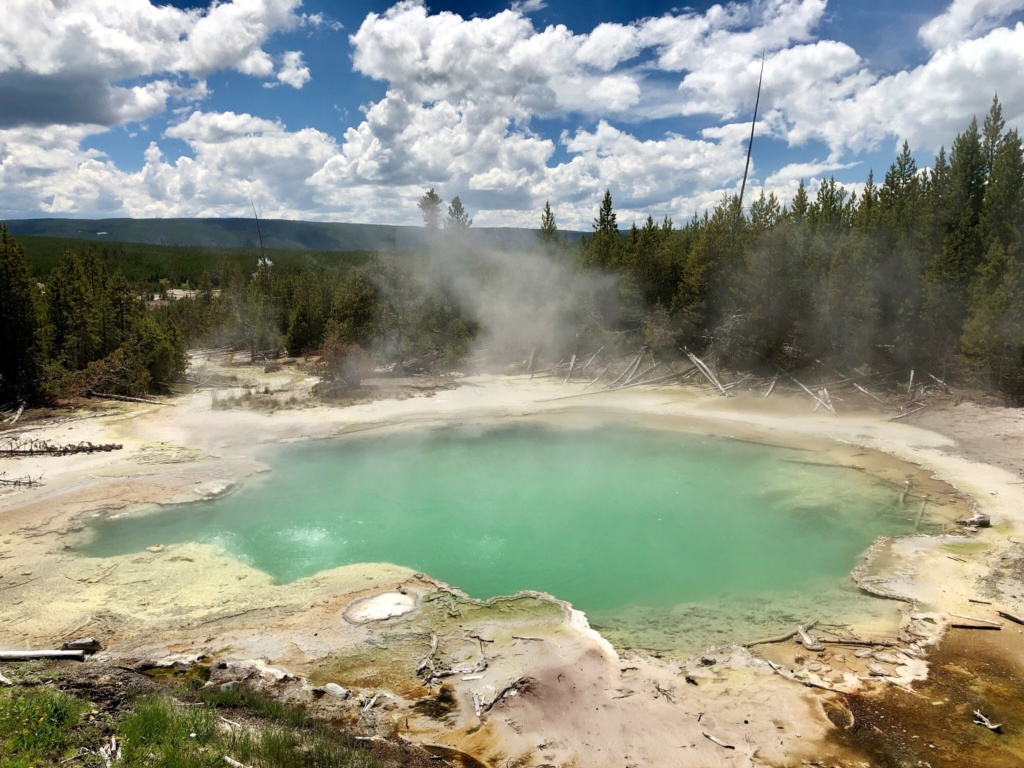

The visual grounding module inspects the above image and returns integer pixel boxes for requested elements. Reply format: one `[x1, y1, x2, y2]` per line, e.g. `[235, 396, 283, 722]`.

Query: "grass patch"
[0, 686, 91, 766]
[0, 670, 398, 767]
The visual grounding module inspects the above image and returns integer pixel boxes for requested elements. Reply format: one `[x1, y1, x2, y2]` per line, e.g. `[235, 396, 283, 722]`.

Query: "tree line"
[570, 96, 1024, 402]
[0, 229, 188, 403]
[2, 96, 1022, 405]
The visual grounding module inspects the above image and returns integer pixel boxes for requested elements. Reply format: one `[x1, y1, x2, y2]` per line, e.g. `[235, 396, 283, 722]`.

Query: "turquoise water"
[82, 424, 912, 649]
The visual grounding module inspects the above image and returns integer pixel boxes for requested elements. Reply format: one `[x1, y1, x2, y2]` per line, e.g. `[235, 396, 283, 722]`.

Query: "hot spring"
[81, 423, 924, 653]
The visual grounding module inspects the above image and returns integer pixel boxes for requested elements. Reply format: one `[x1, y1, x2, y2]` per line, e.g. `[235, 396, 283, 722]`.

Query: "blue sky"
[1, 0, 1023, 229]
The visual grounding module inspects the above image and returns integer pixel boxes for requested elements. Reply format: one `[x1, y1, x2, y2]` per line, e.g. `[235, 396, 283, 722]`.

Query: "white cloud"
[511, 0, 547, 12]
[919, 0, 1024, 51]
[0, 0, 307, 127]
[5, 0, 1024, 231]
[273, 51, 312, 88]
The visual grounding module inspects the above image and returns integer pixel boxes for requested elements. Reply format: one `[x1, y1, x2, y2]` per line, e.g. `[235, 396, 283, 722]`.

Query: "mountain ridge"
[3, 217, 585, 251]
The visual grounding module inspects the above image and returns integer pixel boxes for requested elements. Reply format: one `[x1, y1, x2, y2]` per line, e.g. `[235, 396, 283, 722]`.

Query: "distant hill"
[3, 217, 585, 252]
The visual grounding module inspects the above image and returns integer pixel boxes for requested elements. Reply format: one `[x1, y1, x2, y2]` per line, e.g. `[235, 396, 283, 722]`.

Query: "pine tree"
[982, 128, 1024, 249]
[961, 241, 1024, 400]
[417, 188, 444, 230]
[538, 200, 558, 245]
[0, 226, 41, 402]
[444, 195, 472, 232]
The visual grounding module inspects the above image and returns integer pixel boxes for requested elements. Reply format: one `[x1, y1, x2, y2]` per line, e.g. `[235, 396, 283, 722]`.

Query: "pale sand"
[1, 361, 1022, 767]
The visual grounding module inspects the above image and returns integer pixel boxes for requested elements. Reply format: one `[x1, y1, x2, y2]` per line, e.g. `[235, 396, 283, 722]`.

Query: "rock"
[146, 545, 165, 553]
[867, 662, 890, 677]
[219, 681, 241, 693]
[854, 648, 874, 659]
[313, 683, 351, 700]
[873, 650, 904, 665]
[62, 637, 101, 653]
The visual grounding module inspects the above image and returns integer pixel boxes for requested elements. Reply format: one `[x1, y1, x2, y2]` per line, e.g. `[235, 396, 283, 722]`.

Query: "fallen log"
[763, 376, 778, 398]
[797, 625, 825, 652]
[562, 354, 577, 385]
[682, 348, 727, 396]
[973, 710, 1003, 734]
[996, 609, 1024, 626]
[949, 612, 1002, 627]
[582, 362, 612, 391]
[744, 620, 818, 648]
[890, 404, 928, 421]
[0, 649, 85, 661]
[5, 402, 25, 425]
[853, 382, 886, 404]
[416, 633, 439, 675]
[482, 676, 529, 713]
[579, 347, 604, 373]
[702, 732, 735, 750]
[87, 391, 172, 406]
[950, 623, 1001, 631]
[791, 377, 835, 414]
[0, 438, 123, 457]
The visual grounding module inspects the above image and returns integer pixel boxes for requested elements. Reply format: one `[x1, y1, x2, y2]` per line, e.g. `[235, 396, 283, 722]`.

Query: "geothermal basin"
[80, 421, 932, 654]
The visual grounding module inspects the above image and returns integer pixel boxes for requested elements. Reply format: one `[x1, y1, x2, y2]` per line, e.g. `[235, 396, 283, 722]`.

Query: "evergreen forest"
[2, 97, 1023, 405]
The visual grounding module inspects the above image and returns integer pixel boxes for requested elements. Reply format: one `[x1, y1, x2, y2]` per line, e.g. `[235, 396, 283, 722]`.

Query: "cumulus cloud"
[919, 0, 1024, 51]
[4, 0, 1024, 231]
[0, 0, 307, 128]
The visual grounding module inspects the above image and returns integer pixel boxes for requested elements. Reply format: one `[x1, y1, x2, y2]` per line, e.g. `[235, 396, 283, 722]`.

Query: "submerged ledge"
[0, 372, 1018, 767]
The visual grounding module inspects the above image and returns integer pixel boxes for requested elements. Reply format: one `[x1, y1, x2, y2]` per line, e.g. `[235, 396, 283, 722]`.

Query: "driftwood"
[791, 377, 835, 414]
[958, 511, 991, 528]
[950, 623, 1001, 631]
[481, 676, 529, 713]
[0, 438, 123, 457]
[949, 612, 1002, 627]
[702, 732, 735, 750]
[0, 473, 42, 488]
[0, 649, 85, 661]
[926, 372, 952, 393]
[0, 671, 12, 686]
[890, 404, 928, 421]
[797, 625, 825, 652]
[853, 382, 886, 404]
[682, 348, 727, 395]
[609, 351, 645, 388]
[744, 620, 818, 648]
[583, 362, 612, 391]
[87, 391, 171, 406]
[765, 660, 845, 693]
[624, 362, 660, 388]
[579, 347, 604, 373]
[996, 609, 1024, 626]
[5, 402, 25, 425]
[224, 756, 253, 768]
[973, 710, 1003, 733]
[562, 354, 577, 385]
[416, 633, 439, 675]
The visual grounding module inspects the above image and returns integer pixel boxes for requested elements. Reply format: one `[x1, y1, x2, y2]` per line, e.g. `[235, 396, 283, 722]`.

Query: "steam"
[411, 238, 618, 364]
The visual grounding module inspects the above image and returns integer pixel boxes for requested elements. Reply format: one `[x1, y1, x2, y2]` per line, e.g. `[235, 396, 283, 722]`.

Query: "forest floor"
[2, 352, 1023, 767]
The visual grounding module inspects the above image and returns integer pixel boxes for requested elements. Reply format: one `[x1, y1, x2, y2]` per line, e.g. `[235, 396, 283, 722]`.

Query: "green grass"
[0, 686, 91, 766]
[0, 679, 390, 768]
